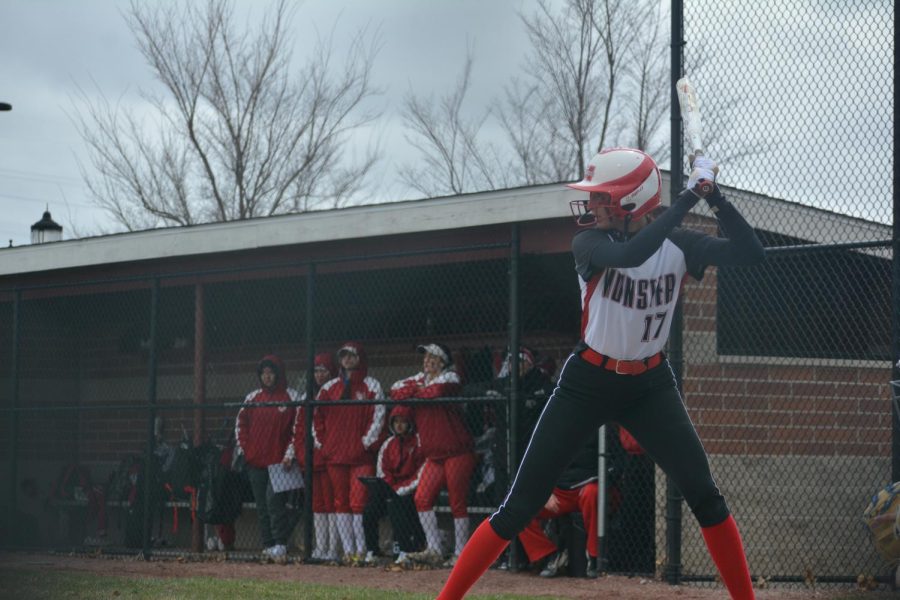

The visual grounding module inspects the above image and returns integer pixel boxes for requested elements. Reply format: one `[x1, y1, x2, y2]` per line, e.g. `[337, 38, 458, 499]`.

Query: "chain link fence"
[0, 0, 895, 591]
[671, 0, 895, 586]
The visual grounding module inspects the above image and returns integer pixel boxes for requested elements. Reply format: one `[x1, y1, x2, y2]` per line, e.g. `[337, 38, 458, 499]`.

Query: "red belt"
[580, 348, 663, 375]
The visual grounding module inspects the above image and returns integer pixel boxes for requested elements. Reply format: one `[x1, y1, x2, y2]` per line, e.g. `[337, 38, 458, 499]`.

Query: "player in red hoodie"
[282, 351, 339, 561]
[390, 343, 477, 566]
[361, 404, 427, 564]
[316, 342, 386, 562]
[235, 354, 298, 559]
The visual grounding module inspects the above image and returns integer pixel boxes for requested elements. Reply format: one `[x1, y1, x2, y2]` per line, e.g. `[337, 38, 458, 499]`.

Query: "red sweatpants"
[327, 463, 374, 513]
[518, 483, 598, 563]
[312, 469, 333, 513]
[414, 453, 478, 518]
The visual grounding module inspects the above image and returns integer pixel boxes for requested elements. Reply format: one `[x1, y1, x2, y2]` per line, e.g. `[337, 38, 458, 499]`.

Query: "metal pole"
[6, 290, 21, 546]
[596, 425, 609, 573]
[192, 282, 206, 553]
[508, 223, 521, 569]
[892, 42, 900, 481]
[303, 263, 316, 560]
[666, 0, 685, 586]
[142, 279, 160, 558]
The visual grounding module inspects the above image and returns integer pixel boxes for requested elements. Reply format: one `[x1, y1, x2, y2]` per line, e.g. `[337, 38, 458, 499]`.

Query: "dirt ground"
[0, 551, 895, 599]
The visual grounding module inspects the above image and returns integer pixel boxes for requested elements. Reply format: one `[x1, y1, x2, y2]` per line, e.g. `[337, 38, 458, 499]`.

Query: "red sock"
[701, 515, 755, 600]
[436, 519, 509, 600]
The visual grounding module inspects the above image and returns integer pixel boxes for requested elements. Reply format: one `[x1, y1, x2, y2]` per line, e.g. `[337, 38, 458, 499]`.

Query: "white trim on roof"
[0, 176, 890, 277]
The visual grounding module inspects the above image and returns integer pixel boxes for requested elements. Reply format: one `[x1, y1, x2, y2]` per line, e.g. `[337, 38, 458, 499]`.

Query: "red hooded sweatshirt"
[235, 355, 298, 468]
[285, 352, 337, 471]
[376, 404, 425, 496]
[390, 367, 473, 459]
[316, 342, 386, 466]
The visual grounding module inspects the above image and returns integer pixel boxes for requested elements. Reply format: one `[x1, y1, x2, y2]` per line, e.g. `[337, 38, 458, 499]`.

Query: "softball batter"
[437, 149, 765, 600]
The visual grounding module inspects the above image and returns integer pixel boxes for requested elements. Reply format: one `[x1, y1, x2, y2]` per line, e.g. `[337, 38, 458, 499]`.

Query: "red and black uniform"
[440, 186, 764, 599]
[317, 342, 386, 515]
[517, 433, 600, 564]
[284, 352, 336, 514]
[363, 405, 428, 554]
[390, 368, 476, 518]
[376, 405, 425, 496]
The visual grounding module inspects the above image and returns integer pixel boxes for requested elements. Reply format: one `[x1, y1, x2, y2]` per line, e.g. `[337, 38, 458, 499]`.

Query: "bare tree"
[617, 0, 670, 160]
[398, 51, 509, 197]
[72, 0, 382, 231]
[511, 0, 608, 181]
[398, 0, 662, 195]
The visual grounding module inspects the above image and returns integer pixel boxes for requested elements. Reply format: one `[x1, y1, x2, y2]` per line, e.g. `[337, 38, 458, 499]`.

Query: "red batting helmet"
[567, 148, 661, 225]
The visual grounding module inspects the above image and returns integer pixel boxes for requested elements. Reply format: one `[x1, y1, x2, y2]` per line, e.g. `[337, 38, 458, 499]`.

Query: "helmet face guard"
[567, 148, 661, 226]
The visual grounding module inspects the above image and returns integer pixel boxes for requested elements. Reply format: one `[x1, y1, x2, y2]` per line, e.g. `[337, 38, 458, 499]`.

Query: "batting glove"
[687, 156, 717, 194]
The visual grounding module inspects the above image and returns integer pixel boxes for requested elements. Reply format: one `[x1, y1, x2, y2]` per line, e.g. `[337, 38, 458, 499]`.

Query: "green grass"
[0, 567, 563, 600]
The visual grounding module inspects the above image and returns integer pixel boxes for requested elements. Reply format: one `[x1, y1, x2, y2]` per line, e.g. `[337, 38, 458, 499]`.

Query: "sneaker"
[206, 537, 218, 551]
[364, 550, 379, 565]
[539, 549, 568, 578]
[394, 551, 410, 566]
[407, 547, 443, 566]
[586, 555, 598, 578]
[272, 544, 287, 557]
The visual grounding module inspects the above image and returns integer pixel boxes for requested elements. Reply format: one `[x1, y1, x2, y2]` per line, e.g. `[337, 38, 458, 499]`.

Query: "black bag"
[162, 434, 202, 500]
[50, 463, 93, 503]
[197, 443, 244, 525]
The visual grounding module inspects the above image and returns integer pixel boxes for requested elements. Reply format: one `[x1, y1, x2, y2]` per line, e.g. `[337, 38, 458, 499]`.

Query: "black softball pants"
[489, 352, 730, 540]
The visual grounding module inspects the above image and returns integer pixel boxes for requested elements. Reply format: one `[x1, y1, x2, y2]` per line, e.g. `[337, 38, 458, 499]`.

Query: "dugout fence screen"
[671, 0, 894, 586]
[0, 0, 895, 588]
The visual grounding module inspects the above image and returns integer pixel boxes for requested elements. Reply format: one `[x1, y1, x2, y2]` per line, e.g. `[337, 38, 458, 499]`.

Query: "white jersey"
[580, 237, 688, 360]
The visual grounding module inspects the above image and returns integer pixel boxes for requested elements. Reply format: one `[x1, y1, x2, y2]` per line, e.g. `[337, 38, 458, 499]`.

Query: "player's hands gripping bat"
[676, 77, 717, 197]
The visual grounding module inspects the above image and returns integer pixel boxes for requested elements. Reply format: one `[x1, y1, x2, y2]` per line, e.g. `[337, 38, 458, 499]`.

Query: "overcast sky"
[0, 0, 892, 247]
[0, 0, 532, 246]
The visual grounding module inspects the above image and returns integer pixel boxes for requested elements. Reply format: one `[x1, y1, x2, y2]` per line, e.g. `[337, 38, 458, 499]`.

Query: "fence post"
[6, 290, 21, 545]
[192, 281, 206, 553]
[303, 263, 317, 560]
[892, 87, 899, 481]
[143, 279, 160, 558]
[666, 0, 685, 585]
[507, 224, 521, 568]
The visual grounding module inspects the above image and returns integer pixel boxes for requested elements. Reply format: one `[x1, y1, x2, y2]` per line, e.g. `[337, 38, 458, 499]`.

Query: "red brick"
[702, 380, 746, 396]
[705, 440, 746, 454]
[685, 395, 725, 410]
[769, 427, 806, 442]
[722, 364, 769, 380]
[699, 409, 745, 426]
[812, 428, 856, 443]
[688, 364, 724, 379]
[745, 381, 787, 396]
[858, 369, 893, 384]
[729, 426, 769, 441]
[792, 381, 841, 397]
[793, 442, 838, 456]
[768, 366, 816, 382]
[859, 398, 892, 415]
[832, 382, 882, 399]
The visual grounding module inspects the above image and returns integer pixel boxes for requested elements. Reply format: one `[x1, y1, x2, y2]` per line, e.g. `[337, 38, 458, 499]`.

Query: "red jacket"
[235, 355, 298, 468]
[316, 342, 386, 466]
[390, 368, 473, 460]
[284, 352, 337, 471]
[376, 405, 425, 495]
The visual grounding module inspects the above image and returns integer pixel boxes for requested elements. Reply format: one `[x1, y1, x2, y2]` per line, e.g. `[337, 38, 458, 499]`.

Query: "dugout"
[0, 176, 893, 583]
